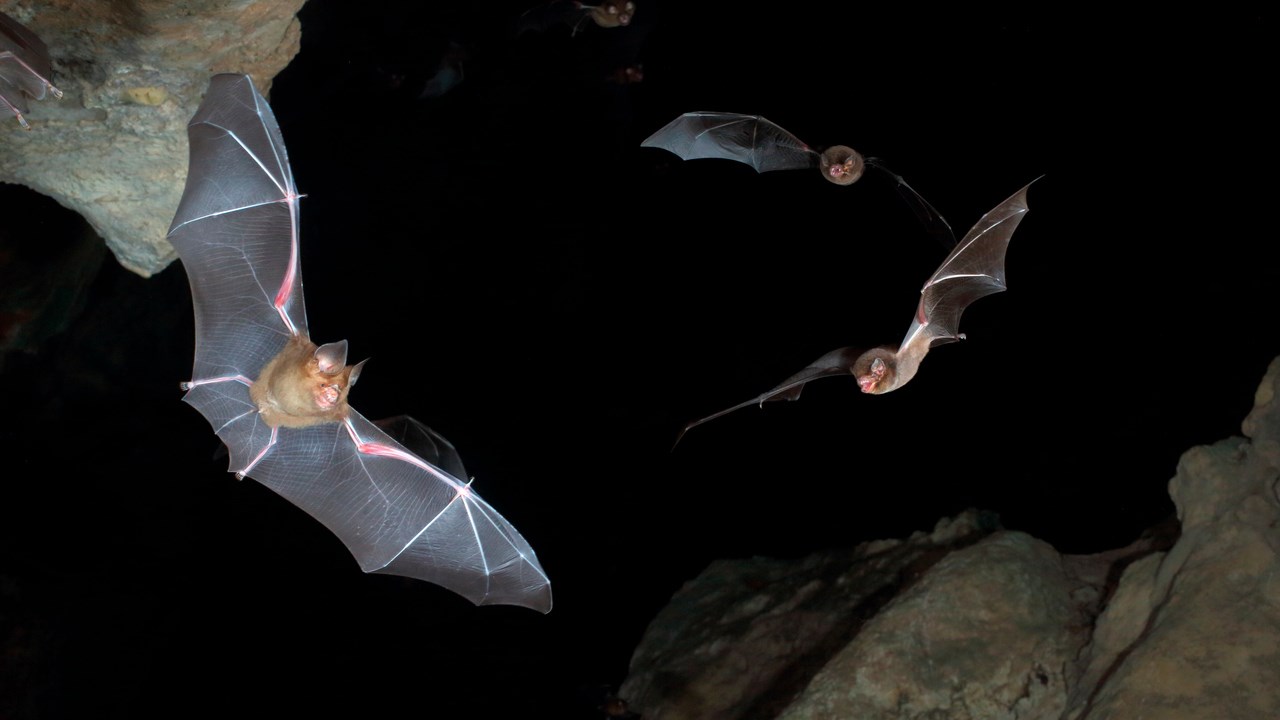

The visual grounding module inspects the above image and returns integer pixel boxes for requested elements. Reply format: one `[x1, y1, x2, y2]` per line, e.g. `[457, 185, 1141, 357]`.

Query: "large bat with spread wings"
[674, 179, 1038, 447]
[167, 73, 551, 612]
[0, 11, 62, 130]
[642, 111, 955, 246]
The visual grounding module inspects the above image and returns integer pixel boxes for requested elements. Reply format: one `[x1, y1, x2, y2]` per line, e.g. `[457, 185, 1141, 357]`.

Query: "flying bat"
[641, 111, 955, 246]
[0, 11, 62, 130]
[673, 179, 1037, 447]
[516, 0, 636, 37]
[167, 73, 551, 612]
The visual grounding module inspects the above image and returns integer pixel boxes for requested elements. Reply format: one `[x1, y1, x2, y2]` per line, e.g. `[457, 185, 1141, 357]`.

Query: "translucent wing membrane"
[168, 74, 551, 612]
[641, 112, 817, 173]
[0, 12, 61, 128]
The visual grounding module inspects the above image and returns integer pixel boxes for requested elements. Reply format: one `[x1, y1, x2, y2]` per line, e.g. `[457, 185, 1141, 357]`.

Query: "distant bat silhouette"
[0, 11, 62, 129]
[673, 179, 1038, 447]
[642, 111, 955, 246]
[168, 73, 551, 612]
[517, 0, 636, 37]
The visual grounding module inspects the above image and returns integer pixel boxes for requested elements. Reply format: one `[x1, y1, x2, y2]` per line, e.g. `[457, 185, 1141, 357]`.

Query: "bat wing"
[641, 112, 819, 173]
[167, 73, 306, 475]
[373, 414, 469, 482]
[168, 74, 550, 612]
[0, 12, 60, 129]
[674, 346, 863, 448]
[865, 157, 956, 249]
[250, 411, 552, 612]
[899, 179, 1037, 353]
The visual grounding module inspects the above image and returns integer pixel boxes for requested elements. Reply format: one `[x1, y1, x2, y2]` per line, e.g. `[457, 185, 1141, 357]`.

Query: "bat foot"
[179, 381, 193, 390]
[233, 471, 247, 480]
[48, 84, 63, 99]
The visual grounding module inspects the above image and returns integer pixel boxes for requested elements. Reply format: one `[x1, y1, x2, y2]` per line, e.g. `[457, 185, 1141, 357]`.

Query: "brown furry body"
[249, 336, 359, 428]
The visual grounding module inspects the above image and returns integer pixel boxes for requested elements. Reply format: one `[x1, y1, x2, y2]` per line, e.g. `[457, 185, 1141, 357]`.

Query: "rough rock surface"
[619, 357, 1280, 719]
[0, 0, 306, 276]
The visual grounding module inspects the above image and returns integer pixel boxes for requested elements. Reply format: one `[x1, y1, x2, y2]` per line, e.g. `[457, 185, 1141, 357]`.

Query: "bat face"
[0, 11, 61, 130]
[167, 74, 552, 613]
[819, 145, 865, 186]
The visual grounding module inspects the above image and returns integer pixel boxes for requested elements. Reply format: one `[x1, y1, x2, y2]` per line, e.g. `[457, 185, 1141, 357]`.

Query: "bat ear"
[314, 340, 349, 374]
[348, 358, 369, 387]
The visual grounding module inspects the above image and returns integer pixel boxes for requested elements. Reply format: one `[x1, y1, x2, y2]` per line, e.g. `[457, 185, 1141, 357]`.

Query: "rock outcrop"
[0, 0, 306, 276]
[619, 357, 1280, 719]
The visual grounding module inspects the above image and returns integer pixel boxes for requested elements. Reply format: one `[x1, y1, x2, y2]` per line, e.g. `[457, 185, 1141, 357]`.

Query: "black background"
[1, 2, 1274, 717]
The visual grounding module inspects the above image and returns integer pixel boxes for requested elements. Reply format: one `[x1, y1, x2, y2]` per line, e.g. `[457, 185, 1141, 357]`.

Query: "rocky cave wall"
[0, 0, 307, 276]
[618, 356, 1280, 720]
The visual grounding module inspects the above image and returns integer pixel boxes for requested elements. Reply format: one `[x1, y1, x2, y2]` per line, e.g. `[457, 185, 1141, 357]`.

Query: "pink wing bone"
[169, 78, 304, 479]
[351, 419, 471, 495]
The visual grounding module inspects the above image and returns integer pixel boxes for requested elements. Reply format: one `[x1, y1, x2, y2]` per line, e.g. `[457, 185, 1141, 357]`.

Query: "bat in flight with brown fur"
[673, 178, 1039, 448]
[168, 74, 551, 612]
[641, 112, 956, 247]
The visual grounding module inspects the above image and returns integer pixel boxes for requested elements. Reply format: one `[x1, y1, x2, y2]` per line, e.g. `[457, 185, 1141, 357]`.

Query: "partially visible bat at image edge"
[641, 111, 955, 247]
[167, 74, 551, 612]
[674, 177, 1040, 448]
[0, 11, 63, 130]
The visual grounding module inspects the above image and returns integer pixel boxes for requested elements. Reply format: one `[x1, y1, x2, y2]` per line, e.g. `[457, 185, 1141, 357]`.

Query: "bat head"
[853, 351, 894, 394]
[589, 0, 636, 27]
[311, 341, 367, 410]
[819, 145, 865, 186]
[249, 336, 365, 428]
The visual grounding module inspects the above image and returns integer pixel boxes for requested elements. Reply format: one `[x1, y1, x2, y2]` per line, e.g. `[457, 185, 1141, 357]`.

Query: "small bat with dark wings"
[642, 111, 955, 246]
[0, 11, 62, 130]
[167, 74, 551, 612]
[674, 179, 1037, 447]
